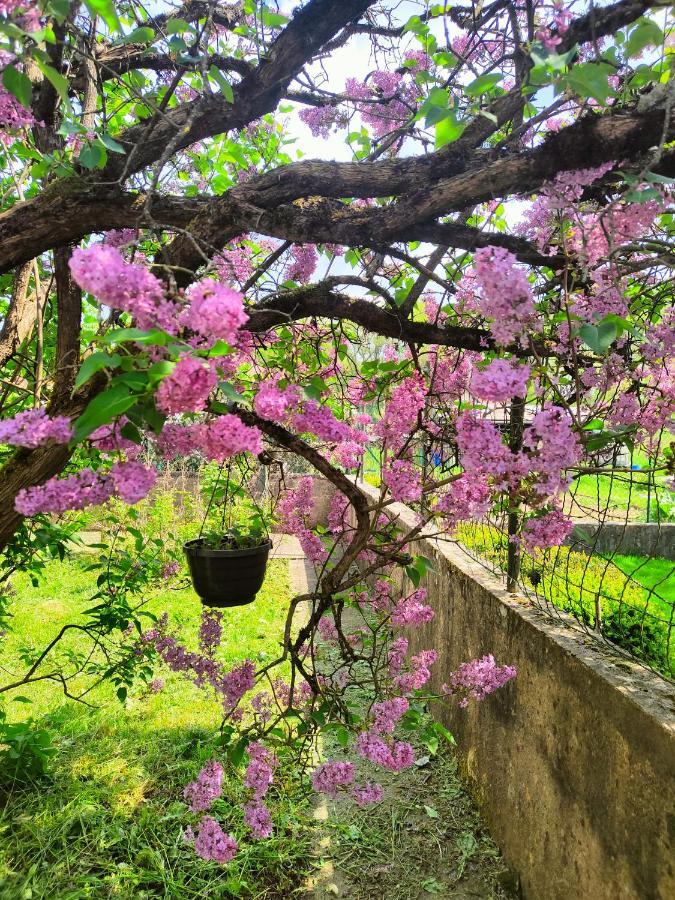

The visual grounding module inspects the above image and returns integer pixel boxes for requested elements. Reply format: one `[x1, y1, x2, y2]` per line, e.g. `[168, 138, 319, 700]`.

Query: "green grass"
[458, 526, 674, 676]
[0, 557, 318, 899]
[611, 555, 675, 610]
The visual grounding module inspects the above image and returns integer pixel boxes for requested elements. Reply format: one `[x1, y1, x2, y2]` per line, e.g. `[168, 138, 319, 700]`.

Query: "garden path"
[269, 533, 514, 900]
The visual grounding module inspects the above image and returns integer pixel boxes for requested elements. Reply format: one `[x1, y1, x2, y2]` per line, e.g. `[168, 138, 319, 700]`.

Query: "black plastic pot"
[184, 538, 272, 608]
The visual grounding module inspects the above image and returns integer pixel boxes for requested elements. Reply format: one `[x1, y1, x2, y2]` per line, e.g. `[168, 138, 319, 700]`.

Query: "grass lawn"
[0, 556, 318, 899]
[611, 555, 675, 611]
[458, 526, 674, 676]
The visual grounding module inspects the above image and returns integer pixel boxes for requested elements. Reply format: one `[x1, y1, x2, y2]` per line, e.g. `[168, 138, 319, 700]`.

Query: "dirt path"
[269, 536, 516, 900]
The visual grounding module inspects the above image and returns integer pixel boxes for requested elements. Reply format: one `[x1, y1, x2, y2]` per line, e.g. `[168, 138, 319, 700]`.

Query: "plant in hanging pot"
[185, 464, 273, 608]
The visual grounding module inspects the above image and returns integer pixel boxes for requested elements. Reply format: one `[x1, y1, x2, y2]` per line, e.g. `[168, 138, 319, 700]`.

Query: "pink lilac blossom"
[254, 380, 300, 422]
[470, 360, 530, 402]
[382, 458, 423, 502]
[244, 742, 277, 800]
[311, 761, 355, 798]
[215, 239, 255, 285]
[318, 616, 338, 642]
[327, 492, 350, 535]
[333, 440, 364, 470]
[285, 244, 318, 282]
[376, 372, 426, 450]
[387, 636, 409, 678]
[0, 86, 34, 134]
[473, 246, 536, 346]
[155, 356, 217, 414]
[443, 655, 516, 707]
[455, 412, 527, 490]
[436, 473, 492, 528]
[69, 245, 179, 333]
[394, 649, 438, 693]
[148, 678, 165, 693]
[104, 228, 139, 249]
[390, 589, 434, 627]
[109, 461, 157, 504]
[184, 759, 224, 812]
[144, 621, 255, 712]
[355, 731, 415, 771]
[0, 408, 73, 448]
[15, 468, 115, 516]
[156, 422, 206, 459]
[90, 417, 138, 455]
[523, 406, 581, 497]
[293, 401, 358, 444]
[193, 816, 238, 864]
[243, 801, 273, 839]
[200, 414, 263, 461]
[278, 478, 327, 563]
[299, 105, 344, 138]
[160, 561, 179, 579]
[182, 280, 248, 346]
[371, 697, 409, 734]
[520, 508, 574, 552]
[199, 609, 223, 655]
[351, 782, 384, 805]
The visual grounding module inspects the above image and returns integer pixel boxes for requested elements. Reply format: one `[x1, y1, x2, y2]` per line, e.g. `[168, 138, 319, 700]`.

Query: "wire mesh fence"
[456, 463, 674, 680]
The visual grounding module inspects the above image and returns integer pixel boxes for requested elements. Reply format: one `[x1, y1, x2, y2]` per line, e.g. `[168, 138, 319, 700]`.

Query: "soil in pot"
[184, 538, 273, 608]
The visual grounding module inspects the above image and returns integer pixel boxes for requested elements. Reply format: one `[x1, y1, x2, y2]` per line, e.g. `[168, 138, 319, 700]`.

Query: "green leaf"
[625, 18, 663, 58]
[73, 385, 138, 442]
[83, 0, 120, 30]
[465, 73, 503, 98]
[77, 142, 107, 169]
[99, 134, 126, 153]
[564, 62, 616, 105]
[435, 112, 464, 148]
[166, 18, 191, 34]
[118, 26, 155, 45]
[424, 805, 439, 818]
[260, 7, 288, 28]
[2, 65, 32, 108]
[74, 351, 121, 390]
[33, 58, 70, 104]
[579, 320, 617, 354]
[209, 65, 234, 102]
[103, 328, 168, 346]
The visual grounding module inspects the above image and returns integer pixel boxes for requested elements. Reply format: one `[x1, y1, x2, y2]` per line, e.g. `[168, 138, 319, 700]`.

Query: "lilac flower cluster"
[143, 621, 256, 713]
[382, 458, 423, 503]
[285, 244, 318, 283]
[470, 360, 530, 402]
[155, 415, 262, 462]
[184, 759, 224, 812]
[473, 246, 536, 346]
[277, 477, 327, 563]
[443, 655, 517, 707]
[70, 245, 179, 334]
[199, 609, 223, 655]
[242, 742, 277, 839]
[181, 280, 248, 346]
[192, 816, 238, 864]
[0, 407, 73, 448]
[520, 508, 574, 552]
[15, 461, 156, 516]
[355, 730, 415, 772]
[311, 760, 355, 798]
[155, 356, 217, 414]
[390, 588, 434, 627]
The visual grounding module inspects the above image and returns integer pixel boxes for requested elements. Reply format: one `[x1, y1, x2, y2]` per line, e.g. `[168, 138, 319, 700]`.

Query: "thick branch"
[0, 263, 35, 368]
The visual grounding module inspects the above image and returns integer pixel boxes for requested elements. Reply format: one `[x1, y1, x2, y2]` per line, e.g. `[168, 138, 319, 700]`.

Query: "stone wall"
[568, 521, 675, 561]
[349, 484, 675, 900]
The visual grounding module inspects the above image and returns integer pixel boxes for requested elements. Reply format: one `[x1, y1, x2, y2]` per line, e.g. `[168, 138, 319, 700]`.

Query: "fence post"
[507, 398, 526, 592]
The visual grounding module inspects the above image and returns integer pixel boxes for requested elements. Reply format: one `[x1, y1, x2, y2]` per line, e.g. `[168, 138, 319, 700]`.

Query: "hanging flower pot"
[184, 536, 273, 608]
